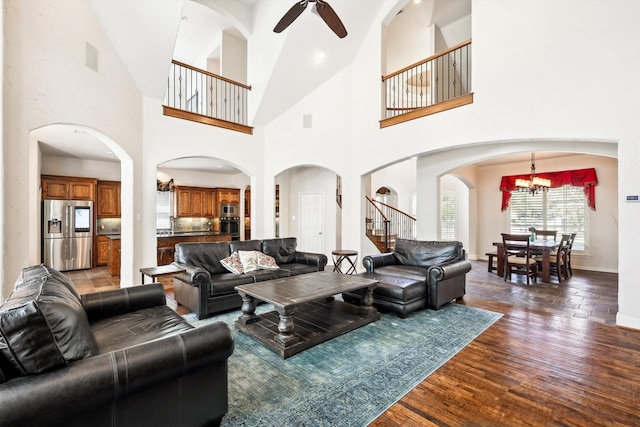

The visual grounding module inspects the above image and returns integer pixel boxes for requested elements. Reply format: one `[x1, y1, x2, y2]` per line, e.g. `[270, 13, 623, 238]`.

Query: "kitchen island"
[106, 232, 233, 277]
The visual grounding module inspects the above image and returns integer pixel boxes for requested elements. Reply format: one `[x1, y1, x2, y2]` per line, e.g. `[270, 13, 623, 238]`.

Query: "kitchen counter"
[105, 231, 233, 240]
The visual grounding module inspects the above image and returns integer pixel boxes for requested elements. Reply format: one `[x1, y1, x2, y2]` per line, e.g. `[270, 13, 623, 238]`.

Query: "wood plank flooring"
[71, 262, 639, 426]
[370, 261, 639, 426]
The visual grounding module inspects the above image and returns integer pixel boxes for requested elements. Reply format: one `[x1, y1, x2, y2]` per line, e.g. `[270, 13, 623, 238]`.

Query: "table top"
[332, 250, 358, 256]
[494, 240, 559, 250]
[139, 264, 186, 276]
[235, 271, 378, 309]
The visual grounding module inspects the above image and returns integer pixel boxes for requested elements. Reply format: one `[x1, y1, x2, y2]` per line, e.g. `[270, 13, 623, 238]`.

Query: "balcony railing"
[381, 40, 472, 128]
[163, 60, 253, 134]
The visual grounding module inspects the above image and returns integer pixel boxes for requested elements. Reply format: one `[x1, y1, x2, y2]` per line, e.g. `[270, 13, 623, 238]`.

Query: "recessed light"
[315, 50, 326, 62]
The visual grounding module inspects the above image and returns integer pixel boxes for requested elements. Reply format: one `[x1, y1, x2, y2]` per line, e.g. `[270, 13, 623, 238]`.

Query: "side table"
[332, 250, 358, 275]
[140, 264, 186, 284]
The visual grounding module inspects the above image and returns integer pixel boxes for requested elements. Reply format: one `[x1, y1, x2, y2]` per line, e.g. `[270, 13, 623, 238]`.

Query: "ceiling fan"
[274, 0, 348, 39]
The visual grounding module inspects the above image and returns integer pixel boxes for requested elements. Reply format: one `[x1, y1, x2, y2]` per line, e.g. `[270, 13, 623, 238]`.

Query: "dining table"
[493, 239, 560, 283]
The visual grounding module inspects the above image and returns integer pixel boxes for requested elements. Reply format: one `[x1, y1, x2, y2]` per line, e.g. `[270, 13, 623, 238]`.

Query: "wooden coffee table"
[235, 271, 380, 358]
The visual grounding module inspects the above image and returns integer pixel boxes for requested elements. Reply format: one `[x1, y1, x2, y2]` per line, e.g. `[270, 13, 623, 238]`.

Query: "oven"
[220, 217, 240, 240]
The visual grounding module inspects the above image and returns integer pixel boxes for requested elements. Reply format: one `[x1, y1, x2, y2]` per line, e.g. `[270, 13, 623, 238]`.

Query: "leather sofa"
[0, 264, 234, 427]
[343, 238, 472, 317]
[172, 237, 328, 319]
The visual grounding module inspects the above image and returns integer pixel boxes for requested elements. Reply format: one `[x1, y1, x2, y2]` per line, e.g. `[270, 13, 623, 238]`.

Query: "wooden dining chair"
[564, 232, 577, 278]
[544, 234, 572, 282]
[501, 233, 538, 285]
[534, 230, 558, 241]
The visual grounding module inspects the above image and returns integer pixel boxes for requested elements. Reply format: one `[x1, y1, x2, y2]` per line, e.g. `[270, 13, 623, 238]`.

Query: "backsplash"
[170, 217, 215, 233]
[96, 218, 122, 235]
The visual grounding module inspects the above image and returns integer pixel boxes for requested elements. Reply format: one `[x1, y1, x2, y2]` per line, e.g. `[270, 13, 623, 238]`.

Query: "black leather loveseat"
[0, 264, 234, 427]
[343, 239, 472, 317]
[172, 237, 328, 319]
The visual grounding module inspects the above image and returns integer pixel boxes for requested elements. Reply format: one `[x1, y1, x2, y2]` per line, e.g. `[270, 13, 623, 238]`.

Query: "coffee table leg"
[359, 285, 378, 316]
[237, 292, 259, 325]
[274, 307, 300, 347]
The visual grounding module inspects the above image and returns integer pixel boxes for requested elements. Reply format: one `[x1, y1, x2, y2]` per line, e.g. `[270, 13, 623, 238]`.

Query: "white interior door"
[299, 193, 324, 253]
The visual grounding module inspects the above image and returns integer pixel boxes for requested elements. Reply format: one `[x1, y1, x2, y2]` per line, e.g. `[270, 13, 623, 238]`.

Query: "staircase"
[365, 197, 416, 253]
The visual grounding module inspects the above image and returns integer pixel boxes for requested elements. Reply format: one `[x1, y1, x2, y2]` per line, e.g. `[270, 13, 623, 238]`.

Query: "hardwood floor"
[72, 262, 639, 426]
[370, 261, 639, 426]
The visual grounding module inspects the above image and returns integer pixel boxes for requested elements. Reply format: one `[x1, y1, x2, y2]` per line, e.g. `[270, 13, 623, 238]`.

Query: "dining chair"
[544, 234, 572, 282]
[534, 230, 558, 241]
[564, 232, 577, 278]
[501, 233, 538, 285]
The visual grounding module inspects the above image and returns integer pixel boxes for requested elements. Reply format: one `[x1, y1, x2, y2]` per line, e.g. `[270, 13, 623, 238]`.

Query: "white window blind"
[441, 191, 457, 240]
[156, 191, 171, 230]
[509, 185, 586, 250]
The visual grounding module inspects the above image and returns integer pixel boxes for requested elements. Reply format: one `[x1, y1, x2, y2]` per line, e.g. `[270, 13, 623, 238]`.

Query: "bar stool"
[157, 246, 175, 266]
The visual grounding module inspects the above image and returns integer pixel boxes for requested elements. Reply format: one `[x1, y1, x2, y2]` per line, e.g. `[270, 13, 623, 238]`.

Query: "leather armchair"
[362, 239, 472, 310]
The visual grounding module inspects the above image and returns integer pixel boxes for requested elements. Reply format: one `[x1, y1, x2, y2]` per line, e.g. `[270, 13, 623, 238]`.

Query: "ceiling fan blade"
[315, 0, 347, 38]
[274, 1, 309, 33]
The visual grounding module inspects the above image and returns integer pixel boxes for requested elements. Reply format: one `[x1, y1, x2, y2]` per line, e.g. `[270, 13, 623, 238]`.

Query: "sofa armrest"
[81, 283, 166, 322]
[292, 251, 328, 271]
[427, 259, 472, 284]
[0, 322, 234, 426]
[362, 253, 398, 272]
[171, 262, 211, 288]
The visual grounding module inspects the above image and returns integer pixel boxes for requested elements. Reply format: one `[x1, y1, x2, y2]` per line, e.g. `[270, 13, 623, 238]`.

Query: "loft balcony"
[381, 40, 473, 128]
[163, 60, 253, 134]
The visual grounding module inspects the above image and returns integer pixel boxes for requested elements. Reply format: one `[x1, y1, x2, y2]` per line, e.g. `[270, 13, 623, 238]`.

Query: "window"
[156, 191, 172, 230]
[441, 191, 457, 240]
[509, 185, 586, 250]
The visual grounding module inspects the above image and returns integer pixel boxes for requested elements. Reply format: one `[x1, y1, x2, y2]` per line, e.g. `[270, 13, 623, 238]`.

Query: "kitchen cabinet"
[216, 188, 240, 204]
[97, 180, 121, 218]
[108, 237, 121, 277]
[96, 235, 110, 266]
[42, 175, 96, 201]
[175, 185, 216, 218]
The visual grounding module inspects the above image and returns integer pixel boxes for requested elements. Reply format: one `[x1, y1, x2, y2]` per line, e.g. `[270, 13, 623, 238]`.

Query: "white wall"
[370, 158, 417, 215]
[41, 156, 121, 181]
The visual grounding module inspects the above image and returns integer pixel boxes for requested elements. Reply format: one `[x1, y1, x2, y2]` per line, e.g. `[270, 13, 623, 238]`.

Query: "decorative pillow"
[238, 250, 260, 273]
[0, 265, 98, 376]
[220, 252, 244, 274]
[257, 252, 280, 270]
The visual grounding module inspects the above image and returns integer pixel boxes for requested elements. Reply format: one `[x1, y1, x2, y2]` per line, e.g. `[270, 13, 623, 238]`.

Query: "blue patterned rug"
[183, 302, 502, 426]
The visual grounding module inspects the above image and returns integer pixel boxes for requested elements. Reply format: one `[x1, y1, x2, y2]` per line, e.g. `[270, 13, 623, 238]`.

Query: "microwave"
[220, 203, 239, 218]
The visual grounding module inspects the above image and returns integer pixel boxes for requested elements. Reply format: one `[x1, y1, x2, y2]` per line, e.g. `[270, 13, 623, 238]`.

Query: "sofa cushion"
[0, 265, 98, 375]
[90, 306, 193, 354]
[230, 240, 262, 254]
[257, 252, 280, 270]
[174, 242, 231, 275]
[209, 273, 255, 296]
[372, 264, 429, 282]
[394, 238, 461, 267]
[279, 263, 318, 276]
[14, 264, 81, 302]
[261, 238, 297, 264]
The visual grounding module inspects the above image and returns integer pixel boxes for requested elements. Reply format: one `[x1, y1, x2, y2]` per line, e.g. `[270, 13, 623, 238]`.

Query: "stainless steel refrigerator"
[42, 199, 93, 271]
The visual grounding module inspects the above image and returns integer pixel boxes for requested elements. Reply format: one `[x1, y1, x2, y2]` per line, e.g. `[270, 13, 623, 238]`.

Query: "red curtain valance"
[500, 168, 598, 211]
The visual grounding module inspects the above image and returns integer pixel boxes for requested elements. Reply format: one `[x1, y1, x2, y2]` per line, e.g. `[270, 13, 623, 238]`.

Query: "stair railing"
[369, 198, 417, 241]
[366, 196, 391, 252]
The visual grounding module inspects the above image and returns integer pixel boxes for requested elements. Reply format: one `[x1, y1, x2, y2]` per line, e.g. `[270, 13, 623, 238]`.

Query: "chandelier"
[515, 153, 551, 195]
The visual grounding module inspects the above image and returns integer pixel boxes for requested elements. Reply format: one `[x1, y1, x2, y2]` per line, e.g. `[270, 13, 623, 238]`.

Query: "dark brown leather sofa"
[0, 264, 234, 427]
[172, 237, 328, 319]
[343, 239, 472, 317]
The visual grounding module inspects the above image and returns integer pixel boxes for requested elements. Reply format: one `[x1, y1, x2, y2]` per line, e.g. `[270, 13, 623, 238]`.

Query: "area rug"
[183, 303, 502, 427]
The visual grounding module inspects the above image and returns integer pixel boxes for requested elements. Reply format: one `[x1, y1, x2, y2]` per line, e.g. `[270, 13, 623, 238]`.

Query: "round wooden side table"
[332, 250, 358, 275]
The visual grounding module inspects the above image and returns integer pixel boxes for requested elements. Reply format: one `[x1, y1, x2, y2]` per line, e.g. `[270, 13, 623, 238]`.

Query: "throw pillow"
[238, 250, 260, 273]
[0, 265, 98, 375]
[257, 252, 280, 270]
[220, 252, 244, 274]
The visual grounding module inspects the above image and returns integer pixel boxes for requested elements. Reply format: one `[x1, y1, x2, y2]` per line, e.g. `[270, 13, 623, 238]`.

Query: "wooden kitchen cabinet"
[97, 180, 121, 218]
[216, 188, 240, 204]
[175, 185, 216, 218]
[96, 235, 110, 266]
[108, 237, 121, 277]
[42, 175, 96, 200]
